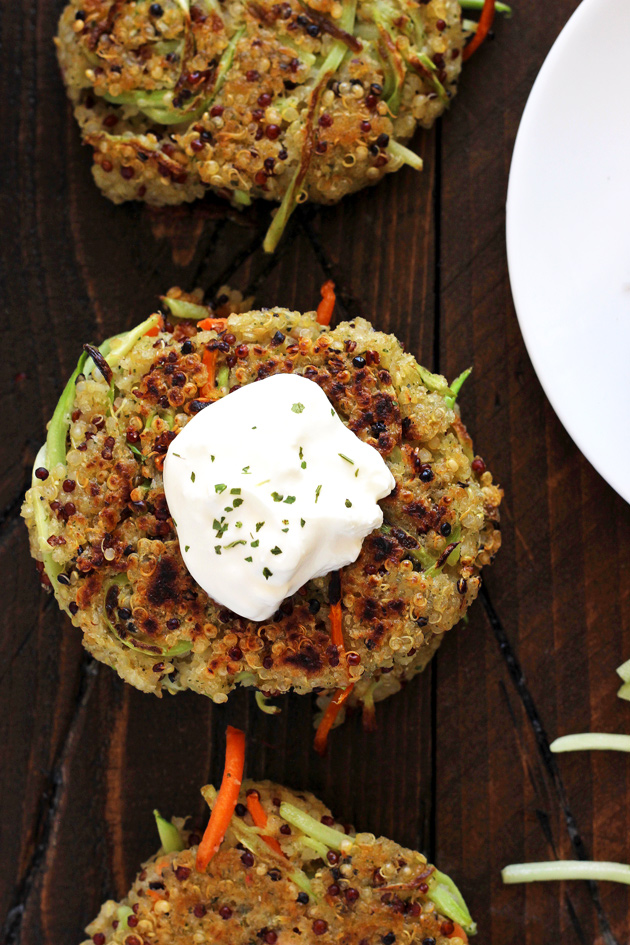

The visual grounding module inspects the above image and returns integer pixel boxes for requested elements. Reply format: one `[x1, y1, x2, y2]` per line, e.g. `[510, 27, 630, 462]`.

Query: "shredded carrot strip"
[313, 683, 354, 755]
[462, 0, 495, 60]
[329, 601, 344, 652]
[246, 791, 285, 858]
[145, 316, 164, 337]
[316, 280, 336, 326]
[449, 923, 469, 942]
[202, 347, 217, 394]
[196, 726, 246, 872]
[197, 317, 228, 331]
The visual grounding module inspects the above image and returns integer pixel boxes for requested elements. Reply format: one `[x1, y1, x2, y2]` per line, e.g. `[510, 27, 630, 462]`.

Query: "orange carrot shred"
[329, 601, 344, 652]
[462, 0, 495, 61]
[145, 316, 164, 338]
[316, 280, 336, 326]
[313, 683, 354, 755]
[202, 347, 217, 394]
[196, 726, 246, 872]
[449, 923, 469, 942]
[197, 317, 228, 332]
[246, 790, 285, 858]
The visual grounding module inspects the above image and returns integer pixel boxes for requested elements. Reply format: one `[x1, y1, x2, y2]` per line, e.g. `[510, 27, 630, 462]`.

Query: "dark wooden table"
[3, 1, 630, 942]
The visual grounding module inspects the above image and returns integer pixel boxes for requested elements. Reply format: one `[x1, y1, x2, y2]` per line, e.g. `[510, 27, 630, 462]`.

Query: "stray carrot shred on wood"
[246, 790, 285, 858]
[314, 683, 354, 755]
[197, 316, 228, 332]
[196, 726, 246, 872]
[462, 0, 495, 60]
[316, 280, 336, 326]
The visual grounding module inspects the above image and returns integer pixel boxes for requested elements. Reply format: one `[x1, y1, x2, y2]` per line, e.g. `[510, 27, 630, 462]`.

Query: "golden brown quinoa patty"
[55, 0, 466, 248]
[21, 292, 501, 718]
[82, 779, 475, 944]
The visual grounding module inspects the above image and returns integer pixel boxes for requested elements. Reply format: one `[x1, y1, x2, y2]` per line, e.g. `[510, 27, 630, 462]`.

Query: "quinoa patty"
[56, 0, 466, 249]
[21, 292, 501, 717]
[82, 778, 475, 944]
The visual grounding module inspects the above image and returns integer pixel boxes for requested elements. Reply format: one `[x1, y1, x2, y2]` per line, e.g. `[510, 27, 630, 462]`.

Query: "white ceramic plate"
[506, 0, 630, 504]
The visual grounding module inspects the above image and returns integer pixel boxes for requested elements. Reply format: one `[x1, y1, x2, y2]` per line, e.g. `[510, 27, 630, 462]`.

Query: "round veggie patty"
[56, 0, 465, 249]
[82, 777, 476, 944]
[21, 292, 501, 716]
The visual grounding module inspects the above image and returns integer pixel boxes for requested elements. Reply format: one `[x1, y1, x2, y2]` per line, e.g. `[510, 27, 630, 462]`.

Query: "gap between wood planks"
[479, 587, 619, 945]
[1, 658, 100, 945]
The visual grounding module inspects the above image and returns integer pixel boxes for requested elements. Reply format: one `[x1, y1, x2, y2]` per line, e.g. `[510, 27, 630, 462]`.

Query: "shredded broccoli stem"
[617, 658, 630, 683]
[101, 27, 244, 125]
[117, 906, 134, 930]
[31, 444, 67, 599]
[46, 351, 89, 469]
[216, 365, 230, 388]
[233, 189, 252, 206]
[161, 297, 211, 320]
[427, 868, 477, 935]
[460, 0, 512, 15]
[416, 364, 454, 398]
[235, 671, 256, 686]
[279, 802, 348, 851]
[387, 139, 423, 171]
[445, 368, 472, 409]
[107, 314, 161, 369]
[550, 733, 630, 754]
[255, 691, 281, 715]
[298, 836, 330, 858]
[230, 818, 318, 899]
[502, 861, 630, 885]
[154, 810, 185, 852]
[263, 0, 357, 253]
[373, 21, 404, 111]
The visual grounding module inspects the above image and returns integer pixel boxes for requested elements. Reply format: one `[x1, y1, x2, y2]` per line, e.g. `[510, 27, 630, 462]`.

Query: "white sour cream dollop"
[163, 373, 395, 621]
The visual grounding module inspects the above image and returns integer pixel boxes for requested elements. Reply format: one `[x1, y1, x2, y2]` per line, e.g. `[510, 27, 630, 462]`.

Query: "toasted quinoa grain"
[55, 0, 466, 242]
[81, 779, 475, 945]
[21, 294, 501, 721]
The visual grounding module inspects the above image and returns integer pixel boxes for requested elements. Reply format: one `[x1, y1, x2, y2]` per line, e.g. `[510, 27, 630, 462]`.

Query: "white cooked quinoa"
[21, 293, 502, 722]
[82, 779, 474, 944]
[55, 0, 467, 245]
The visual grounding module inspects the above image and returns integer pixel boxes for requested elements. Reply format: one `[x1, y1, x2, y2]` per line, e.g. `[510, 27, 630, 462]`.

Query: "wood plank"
[438, 1, 630, 943]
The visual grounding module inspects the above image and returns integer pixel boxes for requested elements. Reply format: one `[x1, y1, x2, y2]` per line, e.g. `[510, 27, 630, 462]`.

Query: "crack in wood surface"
[480, 584, 619, 945]
[1, 658, 99, 945]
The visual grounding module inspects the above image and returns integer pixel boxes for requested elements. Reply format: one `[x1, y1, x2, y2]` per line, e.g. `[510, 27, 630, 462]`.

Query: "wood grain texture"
[2, 0, 629, 943]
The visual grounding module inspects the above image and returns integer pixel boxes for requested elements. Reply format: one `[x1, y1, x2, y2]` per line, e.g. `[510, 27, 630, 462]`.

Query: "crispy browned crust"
[82, 779, 467, 945]
[22, 301, 502, 703]
[55, 0, 465, 207]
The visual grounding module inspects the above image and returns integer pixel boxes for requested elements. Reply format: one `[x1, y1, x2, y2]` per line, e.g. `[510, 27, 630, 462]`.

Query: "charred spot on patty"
[147, 555, 180, 606]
